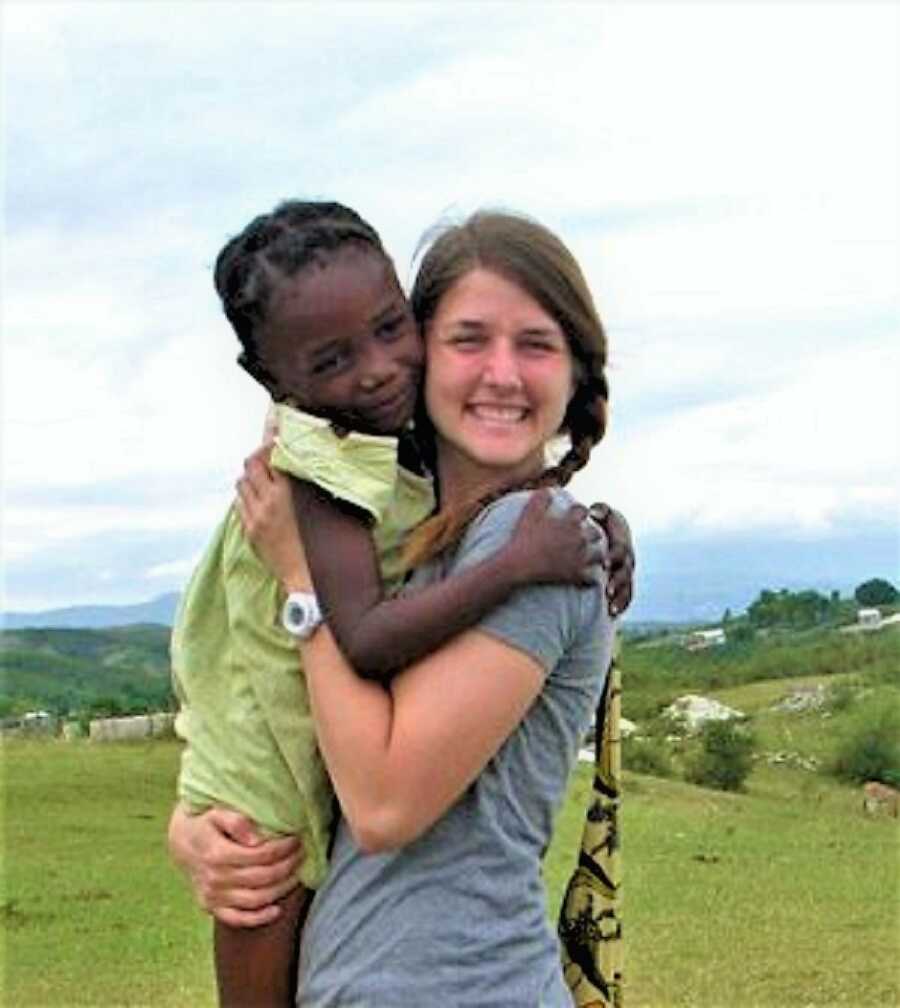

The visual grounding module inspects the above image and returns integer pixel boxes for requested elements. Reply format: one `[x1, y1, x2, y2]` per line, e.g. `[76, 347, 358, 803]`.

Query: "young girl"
[171, 200, 606, 1007]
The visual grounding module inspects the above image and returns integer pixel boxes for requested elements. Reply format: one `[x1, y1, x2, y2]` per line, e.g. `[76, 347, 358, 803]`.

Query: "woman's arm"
[239, 464, 587, 853]
[303, 622, 544, 852]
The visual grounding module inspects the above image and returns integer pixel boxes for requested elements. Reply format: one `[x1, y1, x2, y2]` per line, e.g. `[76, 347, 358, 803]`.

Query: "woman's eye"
[521, 338, 556, 354]
[449, 332, 483, 348]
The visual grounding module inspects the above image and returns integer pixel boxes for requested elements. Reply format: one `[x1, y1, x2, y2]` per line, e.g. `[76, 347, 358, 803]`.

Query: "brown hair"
[404, 210, 609, 566]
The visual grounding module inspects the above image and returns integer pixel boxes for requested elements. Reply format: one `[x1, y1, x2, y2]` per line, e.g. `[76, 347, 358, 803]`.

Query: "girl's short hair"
[213, 200, 387, 392]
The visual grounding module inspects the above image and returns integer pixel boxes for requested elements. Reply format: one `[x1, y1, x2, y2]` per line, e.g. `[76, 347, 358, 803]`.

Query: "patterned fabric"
[558, 658, 624, 1007]
[171, 404, 435, 890]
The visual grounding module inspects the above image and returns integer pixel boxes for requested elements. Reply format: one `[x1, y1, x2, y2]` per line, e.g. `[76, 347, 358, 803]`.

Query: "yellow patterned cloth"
[171, 405, 434, 890]
[559, 658, 624, 1007]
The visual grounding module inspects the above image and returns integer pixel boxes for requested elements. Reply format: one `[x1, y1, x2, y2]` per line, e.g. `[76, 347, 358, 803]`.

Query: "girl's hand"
[588, 502, 635, 617]
[167, 804, 302, 928]
[236, 447, 311, 591]
[507, 489, 607, 588]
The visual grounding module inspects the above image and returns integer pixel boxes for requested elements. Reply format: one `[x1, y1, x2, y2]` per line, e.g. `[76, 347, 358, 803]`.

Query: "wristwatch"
[281, 591, 324, 640]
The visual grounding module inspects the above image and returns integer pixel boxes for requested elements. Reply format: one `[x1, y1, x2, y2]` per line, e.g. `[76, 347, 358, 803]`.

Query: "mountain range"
[2, 527, 895, 630]
[2, 593, 181, 630]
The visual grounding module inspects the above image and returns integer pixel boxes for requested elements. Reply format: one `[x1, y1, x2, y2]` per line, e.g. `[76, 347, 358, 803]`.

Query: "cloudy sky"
[3, 1, 897, 620]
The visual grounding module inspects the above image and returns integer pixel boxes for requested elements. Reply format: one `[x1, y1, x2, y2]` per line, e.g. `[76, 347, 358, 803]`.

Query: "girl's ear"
[237, 352, 279, 395]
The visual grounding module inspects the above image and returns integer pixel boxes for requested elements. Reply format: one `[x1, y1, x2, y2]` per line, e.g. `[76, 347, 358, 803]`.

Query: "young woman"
[171, 210, 630, 1005]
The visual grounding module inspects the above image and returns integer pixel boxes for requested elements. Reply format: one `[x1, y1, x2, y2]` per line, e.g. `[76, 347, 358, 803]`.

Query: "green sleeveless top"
[171, 405, 434, 889]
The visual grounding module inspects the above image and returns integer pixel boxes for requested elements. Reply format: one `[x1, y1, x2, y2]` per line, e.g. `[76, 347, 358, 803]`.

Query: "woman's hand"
[236, 447, 311, 592]
[588, 503, 635, 617]
[167, 804, 302, 928]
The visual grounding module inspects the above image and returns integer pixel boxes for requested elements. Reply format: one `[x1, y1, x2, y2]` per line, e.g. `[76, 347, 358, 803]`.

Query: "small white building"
[89, 712, 175, 742]
[22, 710, 57, 735]
[686, 628, 726, 650]
[858, 608, 882, 629]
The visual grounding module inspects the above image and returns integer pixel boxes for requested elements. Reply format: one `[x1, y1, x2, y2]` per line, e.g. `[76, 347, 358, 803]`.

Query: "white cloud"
[145, 557, 200, 581]
[3, 494, 227, 563]
[2, 1, 898, 609]
[588, 196, 898, 333]
[573, 334, 899, 536]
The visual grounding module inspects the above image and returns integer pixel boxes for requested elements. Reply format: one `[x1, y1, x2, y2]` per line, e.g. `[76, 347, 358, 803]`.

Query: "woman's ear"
[569, 355, 585, 398]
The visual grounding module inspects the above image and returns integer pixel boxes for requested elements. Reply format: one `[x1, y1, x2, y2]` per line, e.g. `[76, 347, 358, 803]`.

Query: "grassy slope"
[621, 627, 899, 721]
[1, 740, 213, 1008]
[4, 620, 894, 719]
[1, 626, 173, 712]
[546, 764, 898, 1007]
[3, 736, 898, 1008]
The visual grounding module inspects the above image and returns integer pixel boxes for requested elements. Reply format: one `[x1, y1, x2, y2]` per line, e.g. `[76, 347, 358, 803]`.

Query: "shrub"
[829, 695, 900, 786]
[727, 622, 756, 645]
[623, 736, 676, 778]
[685, 720, 756, 792]
[826, 680, 858, 713]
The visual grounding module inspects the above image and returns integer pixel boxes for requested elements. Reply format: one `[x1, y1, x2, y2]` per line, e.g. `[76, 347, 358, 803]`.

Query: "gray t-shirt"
[297, 489, 615, 1007]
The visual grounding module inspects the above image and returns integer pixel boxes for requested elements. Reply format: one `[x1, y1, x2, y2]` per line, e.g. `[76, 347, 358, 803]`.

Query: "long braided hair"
[404, 210, 609, 568]
[212, 200, 387, 396]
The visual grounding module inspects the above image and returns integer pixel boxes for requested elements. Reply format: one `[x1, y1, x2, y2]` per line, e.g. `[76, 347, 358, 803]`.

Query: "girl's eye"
[312, 350, 351, 375]
[377, 313, 410, 341]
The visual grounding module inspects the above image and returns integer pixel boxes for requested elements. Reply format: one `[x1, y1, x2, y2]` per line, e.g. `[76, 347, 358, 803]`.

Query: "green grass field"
[3, 724, 897, 1007]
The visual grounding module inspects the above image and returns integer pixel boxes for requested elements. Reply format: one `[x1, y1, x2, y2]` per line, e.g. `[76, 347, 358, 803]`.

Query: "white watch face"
[282, 593, 322, 638]
[286, 600, 307, 626]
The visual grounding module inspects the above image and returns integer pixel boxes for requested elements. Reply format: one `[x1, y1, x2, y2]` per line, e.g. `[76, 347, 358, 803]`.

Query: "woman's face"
[424, 268, 574, 487]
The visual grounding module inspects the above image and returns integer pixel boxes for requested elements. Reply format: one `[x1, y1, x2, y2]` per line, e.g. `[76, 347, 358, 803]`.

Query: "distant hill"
[618, 619, 693, 639]
[2, 593, 180, 630]
[0, 624, 174, 715]
[2, 596, 695, 636]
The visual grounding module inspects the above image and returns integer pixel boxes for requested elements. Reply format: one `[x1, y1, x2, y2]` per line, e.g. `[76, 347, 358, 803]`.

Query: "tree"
[854, 578, 899, 607]
[685, 720, 756, 792]
[747, 587, 831, 629]
[747, 589, 781, 627]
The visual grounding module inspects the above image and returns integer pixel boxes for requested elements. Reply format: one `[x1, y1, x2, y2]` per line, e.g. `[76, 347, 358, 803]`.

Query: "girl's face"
[424, 268, 574, 488]
[257, 248, 423, 435]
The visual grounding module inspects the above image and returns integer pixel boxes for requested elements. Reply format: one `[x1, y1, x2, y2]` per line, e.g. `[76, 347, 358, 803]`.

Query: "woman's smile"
[466, 403, 530, 424]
